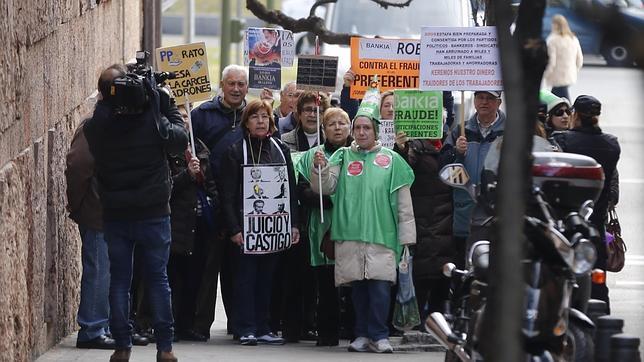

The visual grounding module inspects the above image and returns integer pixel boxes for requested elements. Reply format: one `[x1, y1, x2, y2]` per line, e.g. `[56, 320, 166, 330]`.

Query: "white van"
[318, 0, 475, 117]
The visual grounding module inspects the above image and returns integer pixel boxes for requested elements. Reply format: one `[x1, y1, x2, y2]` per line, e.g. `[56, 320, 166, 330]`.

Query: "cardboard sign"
[243, 164, 292, 254]
[378, 120, 395, 149]
[394, 90, 443, 139]
[155, 42, 212, 102]
[350, 37, 420, 99]
[419, 26, 502, 91]
[244, 27, 295, 67]
[296, 55, 338, 93]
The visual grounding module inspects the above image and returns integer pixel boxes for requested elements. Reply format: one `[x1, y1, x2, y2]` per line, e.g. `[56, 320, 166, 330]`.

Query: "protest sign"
[379, 120, 395, 149]
[419, 26, 502, 91]
[350, 37, 420, 99]
[244, 27, 295, 67]
[296, 55, 338, 93]
[243, 164, 292, 254]
[244, 27, 295, 90]
[155, 42, 212, 102]
[249, 64, 281, 90]
[394, 90, 443, 139]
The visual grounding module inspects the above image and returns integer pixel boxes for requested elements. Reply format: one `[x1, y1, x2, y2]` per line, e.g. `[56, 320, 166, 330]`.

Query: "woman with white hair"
[543, 14, 583, 101]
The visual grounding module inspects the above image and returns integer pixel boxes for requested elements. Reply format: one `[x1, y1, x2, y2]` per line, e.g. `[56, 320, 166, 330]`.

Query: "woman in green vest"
[310, 89, 416, 353]
[296, 108, 353, 346]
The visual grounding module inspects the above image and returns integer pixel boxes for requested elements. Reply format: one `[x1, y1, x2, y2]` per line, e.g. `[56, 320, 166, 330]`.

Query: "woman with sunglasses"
[540, 90, 572, 136]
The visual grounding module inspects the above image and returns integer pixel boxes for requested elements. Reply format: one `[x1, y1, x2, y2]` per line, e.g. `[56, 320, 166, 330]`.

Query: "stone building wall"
[0, 1, 143, 360]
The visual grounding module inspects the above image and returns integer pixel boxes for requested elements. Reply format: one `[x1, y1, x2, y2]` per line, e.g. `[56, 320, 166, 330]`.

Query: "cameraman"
[84, 63, 188, 362]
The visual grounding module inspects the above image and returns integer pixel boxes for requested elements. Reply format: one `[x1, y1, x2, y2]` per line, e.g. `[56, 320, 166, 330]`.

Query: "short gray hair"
[221, 64, 248, 82]
[281, 81, 296, 93]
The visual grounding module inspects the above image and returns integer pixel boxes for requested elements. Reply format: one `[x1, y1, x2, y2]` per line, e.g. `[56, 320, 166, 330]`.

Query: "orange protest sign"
[349, 37, 420, 99]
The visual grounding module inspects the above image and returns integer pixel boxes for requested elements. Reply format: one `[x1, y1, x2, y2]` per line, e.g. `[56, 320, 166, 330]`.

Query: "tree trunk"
[480, 0, 547, 361]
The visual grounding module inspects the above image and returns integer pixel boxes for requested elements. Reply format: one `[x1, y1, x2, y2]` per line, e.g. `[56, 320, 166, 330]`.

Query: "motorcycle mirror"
[439, 164, 477, 200]
[579, 200, 594, 222]
[442, 263, 457, 277]
[439, 164, 470, 187]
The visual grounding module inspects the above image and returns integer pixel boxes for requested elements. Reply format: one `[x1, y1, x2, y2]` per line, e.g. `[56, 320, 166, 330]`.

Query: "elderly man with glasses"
[439, 90, 506, 266]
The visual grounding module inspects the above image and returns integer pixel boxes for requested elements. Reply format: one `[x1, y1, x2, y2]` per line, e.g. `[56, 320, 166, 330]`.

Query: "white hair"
[281, 81, 296, 93]
[221, 64, 248, 82]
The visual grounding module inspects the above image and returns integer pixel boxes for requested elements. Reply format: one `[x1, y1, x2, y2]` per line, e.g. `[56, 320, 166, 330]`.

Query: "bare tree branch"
[370, 0, 413, 9]
[246, 0, 353, 44]
[246, 0, 414, 45]
[310, 0, 337, 18]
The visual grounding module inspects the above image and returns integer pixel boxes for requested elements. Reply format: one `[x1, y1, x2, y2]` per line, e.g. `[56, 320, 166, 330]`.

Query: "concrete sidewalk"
[36, 328, 445, 362]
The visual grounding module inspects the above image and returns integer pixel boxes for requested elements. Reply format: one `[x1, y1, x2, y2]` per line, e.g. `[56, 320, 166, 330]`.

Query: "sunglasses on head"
[552, 108, 572, 117]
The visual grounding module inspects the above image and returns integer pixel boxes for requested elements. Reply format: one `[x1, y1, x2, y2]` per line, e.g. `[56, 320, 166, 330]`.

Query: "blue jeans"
[104, 216, 174, 351]
[233, 250, 278, 337]
[77, 226, 110, 342]
[551, 86, 570, 102]
[352, 279, 391, 341]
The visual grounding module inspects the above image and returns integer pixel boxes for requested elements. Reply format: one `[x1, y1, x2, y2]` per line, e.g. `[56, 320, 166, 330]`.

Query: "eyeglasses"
[552, 108, 572, 117]
[301, 107, 317, 114]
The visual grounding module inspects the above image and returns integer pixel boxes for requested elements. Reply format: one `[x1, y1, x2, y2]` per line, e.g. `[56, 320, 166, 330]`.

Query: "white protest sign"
[379, 119, 395, 149]
[242, 164, 292, 254]
[419, 26, 502, 91]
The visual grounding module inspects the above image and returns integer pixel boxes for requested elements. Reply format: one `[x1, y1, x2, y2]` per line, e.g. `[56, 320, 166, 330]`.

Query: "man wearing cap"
[311, 86, 416, 353]
[440, 90, 506, 265]
[553, 95, 620, 311]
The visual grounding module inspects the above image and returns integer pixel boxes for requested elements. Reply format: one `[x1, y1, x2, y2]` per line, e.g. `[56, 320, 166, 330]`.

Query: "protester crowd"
[65, 44, 619, 360]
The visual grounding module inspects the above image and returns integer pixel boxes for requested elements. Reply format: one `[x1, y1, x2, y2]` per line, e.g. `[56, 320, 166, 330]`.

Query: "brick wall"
[0, 1, 143, 360]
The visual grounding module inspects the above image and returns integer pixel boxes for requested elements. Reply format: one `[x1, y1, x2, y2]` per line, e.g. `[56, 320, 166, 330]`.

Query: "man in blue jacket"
[190, 64, 249, 336]
[440, 90, 505, 266]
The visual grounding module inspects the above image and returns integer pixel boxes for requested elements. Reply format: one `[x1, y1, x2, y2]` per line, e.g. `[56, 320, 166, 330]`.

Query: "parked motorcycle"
[427, 151, 605, 361]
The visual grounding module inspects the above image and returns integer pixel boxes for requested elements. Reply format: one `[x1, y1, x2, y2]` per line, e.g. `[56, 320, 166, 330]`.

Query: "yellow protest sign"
[155, 42, 212, 103]
[350, 37, 420, 99]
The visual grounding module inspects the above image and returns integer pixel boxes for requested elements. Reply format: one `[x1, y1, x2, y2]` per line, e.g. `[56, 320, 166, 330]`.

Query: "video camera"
[110, 51, 177, 115]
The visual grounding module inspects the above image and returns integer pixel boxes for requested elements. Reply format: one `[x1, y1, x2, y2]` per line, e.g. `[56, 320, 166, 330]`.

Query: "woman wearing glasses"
[540, 90, 572, 135]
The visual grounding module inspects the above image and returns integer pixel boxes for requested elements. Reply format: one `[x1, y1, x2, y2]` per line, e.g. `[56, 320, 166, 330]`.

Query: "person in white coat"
[543, 14, 583, 101]
[311, 88, 416, 353]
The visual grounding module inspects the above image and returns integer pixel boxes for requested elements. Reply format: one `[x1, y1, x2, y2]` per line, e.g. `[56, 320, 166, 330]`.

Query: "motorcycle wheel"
[563, 321, 595, 362]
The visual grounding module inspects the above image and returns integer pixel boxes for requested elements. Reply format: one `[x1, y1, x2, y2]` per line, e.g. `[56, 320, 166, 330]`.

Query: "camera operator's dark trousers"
[105, 216, 174, 352]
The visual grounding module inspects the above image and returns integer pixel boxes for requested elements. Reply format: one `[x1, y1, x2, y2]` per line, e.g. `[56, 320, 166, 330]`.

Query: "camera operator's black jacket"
[84, 98, 188, 221]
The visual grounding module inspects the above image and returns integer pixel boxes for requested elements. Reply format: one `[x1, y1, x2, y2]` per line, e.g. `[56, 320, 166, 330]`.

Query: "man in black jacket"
[84, 64, 188, 362]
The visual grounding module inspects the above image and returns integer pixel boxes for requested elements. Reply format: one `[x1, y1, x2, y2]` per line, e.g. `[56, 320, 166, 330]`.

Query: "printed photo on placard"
[244, 27, 295, 67]
[247, 28, 282, 67]
[242, 164, 292, 254]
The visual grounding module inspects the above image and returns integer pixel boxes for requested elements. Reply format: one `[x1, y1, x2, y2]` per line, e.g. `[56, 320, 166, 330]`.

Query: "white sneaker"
[257, 333, 285, 345]
[369, 338, 393, 353]
[348, 336, 370, 352]
[240, 334, 257, 346]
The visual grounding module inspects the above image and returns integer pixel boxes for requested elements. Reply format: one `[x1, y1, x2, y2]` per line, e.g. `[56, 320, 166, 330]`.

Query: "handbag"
[393, 246, 421, 331]
[605, 205, 627, 273]
[319, 230, 335, 260]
